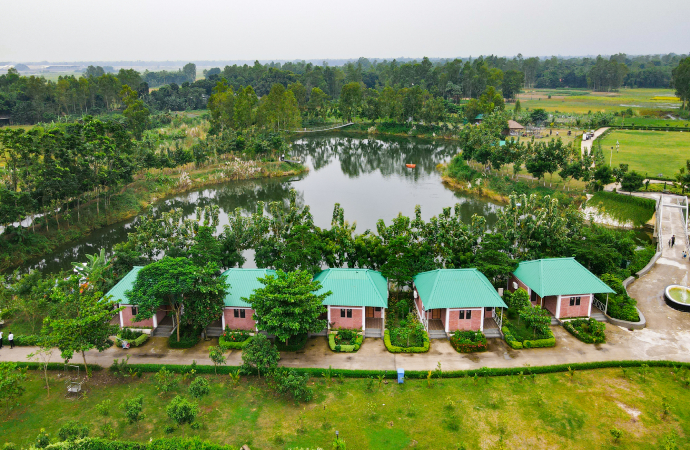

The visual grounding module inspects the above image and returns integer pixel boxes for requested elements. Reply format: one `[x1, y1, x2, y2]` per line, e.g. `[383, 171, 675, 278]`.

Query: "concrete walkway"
[2, 195, 689, 372]
[581, 127, 609, 156]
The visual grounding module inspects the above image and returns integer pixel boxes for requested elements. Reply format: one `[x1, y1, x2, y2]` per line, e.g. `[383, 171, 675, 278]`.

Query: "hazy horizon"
[2, 0, 689, 62]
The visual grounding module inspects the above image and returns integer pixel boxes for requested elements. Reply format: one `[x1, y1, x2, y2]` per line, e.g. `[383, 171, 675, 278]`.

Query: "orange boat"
[405, 164, 416, 169]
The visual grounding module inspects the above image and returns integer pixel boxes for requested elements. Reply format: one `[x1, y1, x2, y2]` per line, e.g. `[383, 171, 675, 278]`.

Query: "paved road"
[2, 195, 689, 372]
[581, 127, 609, 156]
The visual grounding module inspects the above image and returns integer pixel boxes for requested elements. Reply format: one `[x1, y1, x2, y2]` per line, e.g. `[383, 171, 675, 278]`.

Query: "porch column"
[587, 294, 593, 317]
[555, 295, 561, 319]
[362, 307, 366, 331]
[445, 308, 449, 333]
[221, 308, 225, 330]
[153, 309, 158, 329]
[480, 308, 484, 332]
[327, 306, 331, 330]
[119, 308, 124, 328]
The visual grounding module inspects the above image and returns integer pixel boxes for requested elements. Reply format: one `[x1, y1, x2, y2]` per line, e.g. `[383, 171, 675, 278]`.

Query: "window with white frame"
[234, 309, 246, 318]
[459, 310, 472, 320]
[340, 309, 353, 318]
[131, 306, 138, 316]
[569, 297, 581, 306]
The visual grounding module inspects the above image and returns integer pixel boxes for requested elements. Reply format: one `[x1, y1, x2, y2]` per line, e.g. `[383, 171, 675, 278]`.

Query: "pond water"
[24, 134, 501, 273]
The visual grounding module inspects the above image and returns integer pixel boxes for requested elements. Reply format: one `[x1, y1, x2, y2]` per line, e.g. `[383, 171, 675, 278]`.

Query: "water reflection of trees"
[291, 135, 459, 179]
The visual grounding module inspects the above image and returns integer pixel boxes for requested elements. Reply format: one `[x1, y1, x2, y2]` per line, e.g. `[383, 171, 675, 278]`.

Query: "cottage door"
[431, 309, 441, 320]
[365, 307, 374, 318]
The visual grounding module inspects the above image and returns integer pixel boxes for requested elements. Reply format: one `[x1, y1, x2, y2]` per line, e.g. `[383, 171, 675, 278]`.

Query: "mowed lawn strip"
[1, 367, 689, 449]
[517, 88, 682, 114]
[599, 130, 690, 179]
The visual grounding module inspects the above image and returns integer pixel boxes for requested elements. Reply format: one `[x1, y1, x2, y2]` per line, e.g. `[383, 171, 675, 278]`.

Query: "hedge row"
[449, 331, 488, 353]
[12, 362, 103, 372]
[328, 334, 363, 352]
[502, 326, 556, 349]
[118, 360, 690, 380]
[39, 437, 236, 450]
[218, 335, 253, 350]
[383, 329, 430, 353]
[8, 334, 45, 346]
[562, 319, 606, 344]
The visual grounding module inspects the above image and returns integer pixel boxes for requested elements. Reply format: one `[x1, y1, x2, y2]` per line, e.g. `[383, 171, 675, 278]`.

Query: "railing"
[656, 194, 663, 252]
[492, 308, 503, 329]
[285, 122, 354, 133]
[593, 296, 607, 315]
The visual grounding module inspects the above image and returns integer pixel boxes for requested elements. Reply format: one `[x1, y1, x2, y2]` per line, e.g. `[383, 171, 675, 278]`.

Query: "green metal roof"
[313, 269, 388, 308]
[221, 268, 277, 307]
[105, 266, 143, 305]
[475, 114, 484, 120]
[513, 258, 615, 297]
[413, 269, 507, 310]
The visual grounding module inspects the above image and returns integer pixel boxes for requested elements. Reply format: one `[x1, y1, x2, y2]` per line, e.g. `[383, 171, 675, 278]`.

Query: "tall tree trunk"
[81, 350, 90, 378]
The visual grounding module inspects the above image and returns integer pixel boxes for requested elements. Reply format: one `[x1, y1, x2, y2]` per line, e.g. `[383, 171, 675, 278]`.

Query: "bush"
[11, 335, 45, 346]
[241, 334, 279, 378]
[116, 329, 149, 348]
[166, 396, 198, 426]
[188, 377, 210, 399]
[57, 421, 89, 441]
[502, 326, 555, 349]
[563, 318, 606, 344]
[328, 331, 364, 353]
[120, 395, 145, 424]
[598, 273, 640, 322]
[168, 325, 200, 349]
[218, 335, 253, 350]
[383, 329, 430, 353]
[272, 368, 313, 402]
[154, 368, 179, 394]
[275, 333, 308, 352]
[449, 330, 488, 353]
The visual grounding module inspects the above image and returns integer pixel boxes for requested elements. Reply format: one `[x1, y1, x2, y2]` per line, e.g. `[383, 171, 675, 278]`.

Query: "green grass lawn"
[517, 88, 682, 114]
[586, 191, 656, 227]
[598, 130, 690, 179]
[2, 367, 689, 449]
[613, 117, 690, 128]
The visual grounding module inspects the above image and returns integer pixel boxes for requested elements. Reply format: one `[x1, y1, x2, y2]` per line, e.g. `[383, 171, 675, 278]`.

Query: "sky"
[1, 0, 689, 63]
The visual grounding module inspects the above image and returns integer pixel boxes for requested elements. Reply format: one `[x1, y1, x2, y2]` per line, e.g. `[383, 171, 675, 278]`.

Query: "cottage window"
[466, 310, 472, 319]
[569, 297, 581, 306]
[234, 309, 246, 318]
[374, 307, 381, 312]
[131, 306, 138, 316]
[347, 309, 353, 318]
[340, 309, 353, 318]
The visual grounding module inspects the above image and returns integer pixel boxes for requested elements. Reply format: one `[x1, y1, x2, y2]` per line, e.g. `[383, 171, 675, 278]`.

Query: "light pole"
[610, 147, 613, 167]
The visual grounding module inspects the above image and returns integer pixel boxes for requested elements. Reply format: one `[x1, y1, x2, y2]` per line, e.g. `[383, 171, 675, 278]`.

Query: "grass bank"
[586, 191, 656, 227]
[2, 366, 688, 449]
[0, 160, 306, 273]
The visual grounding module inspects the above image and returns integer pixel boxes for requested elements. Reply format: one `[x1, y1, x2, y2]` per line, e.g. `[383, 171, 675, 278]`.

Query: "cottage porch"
[365, 317, 384, 338]
[483, 316, 502, 338]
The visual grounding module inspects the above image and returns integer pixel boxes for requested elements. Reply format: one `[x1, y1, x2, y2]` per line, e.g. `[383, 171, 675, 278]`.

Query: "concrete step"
[152, 326, 174, 337]
[590, 313, 607, 322]
[206, 327, 223, 337]
[428, 331, 448, 339]
[550, 317, 560, 326]
[484, 329, 502, 338]
[364, 329, 382, 338]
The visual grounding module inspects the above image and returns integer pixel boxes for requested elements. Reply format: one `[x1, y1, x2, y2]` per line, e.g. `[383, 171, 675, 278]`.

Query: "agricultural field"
[612, 117, 690, 128]
[598, 130, 690, 179]
[517, 88, 682, 114]
[1, 367, 688, 450]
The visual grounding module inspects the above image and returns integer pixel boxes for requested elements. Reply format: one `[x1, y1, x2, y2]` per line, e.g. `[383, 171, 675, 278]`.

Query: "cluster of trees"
[453, 111, 645, 191]
[672, 56, 690, 110]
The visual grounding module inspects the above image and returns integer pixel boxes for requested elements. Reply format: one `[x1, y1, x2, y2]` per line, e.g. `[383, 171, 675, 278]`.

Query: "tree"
[0, 362, 27, 413]
[120, 395, 145, 424]
[207, 80, 234, 132]
[120, 85, 150, 139]
[182, 63, 197, 83]
[612, 163, 629, 184]
[592, 165, 615, 190]
[530, 108, 548, 123]
[247, 270, 329, 345]
[471, 233, 518, 286]
[502, 70, 524, 100]
[307, 87, 329, 119]
[208, 345, 226, 375]
[45, 276, 124, 375]
[519, 305, 551, 339]
[621, 170, 644, 193]
[672, 57, 690, 110]
[339, 82, 362, 122]
[27, 341, 56, 397]
[241, 333, 279, 378]
[126, 257, 227, 342]
[233, 85, 258, 130]
[675, 160, 690, 193]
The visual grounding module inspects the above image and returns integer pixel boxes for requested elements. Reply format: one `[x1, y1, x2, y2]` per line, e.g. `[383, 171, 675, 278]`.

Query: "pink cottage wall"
[120, 305, 166, 328]
[446, 308, 482, 331]
[329, 306, 364, 330]
[559, 294, 592, 318]
[543, 296, 558, 317]
[223, 307, 256, 330]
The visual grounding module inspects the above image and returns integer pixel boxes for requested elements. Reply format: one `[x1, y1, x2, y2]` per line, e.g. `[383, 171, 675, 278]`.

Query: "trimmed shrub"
[272, 368, 313, 402]
[502, 326, 555, 349]
[383, 329, 430, 353]
[563, 318, 606, 344]
[218, 335, 253, 351]
[115, 329, 149, 348]
[450, 330, 488, 353]
[328, 331, 364, 353]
